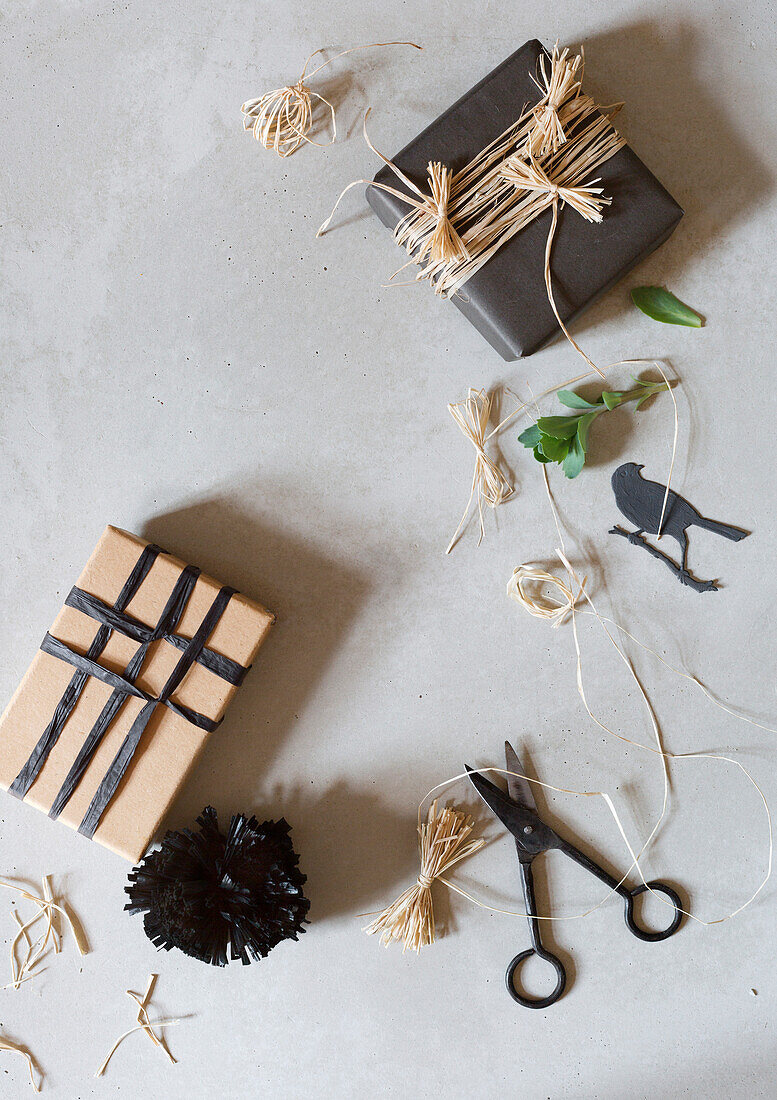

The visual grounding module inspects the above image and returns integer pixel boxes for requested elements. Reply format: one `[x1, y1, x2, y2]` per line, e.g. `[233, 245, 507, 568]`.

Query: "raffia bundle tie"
[318, 44, 624, 376]
[318, 114, 469, 267]
[446, 388, 514, 553]
[241, 41, 422, 158]
[364, 800, 484, 951]
[528, 45, 583, 157]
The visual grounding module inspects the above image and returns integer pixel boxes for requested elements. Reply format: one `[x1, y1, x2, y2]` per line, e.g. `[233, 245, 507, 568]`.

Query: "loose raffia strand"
[363, 800, 484, 951]
[507, 563, 585, 628]
[96, 974, 181, 1078]
[0, 876, 88, 990]
[0, 1036, 41, 1093]
[241, 41, 422, 157]
[445, 388, 514, 554]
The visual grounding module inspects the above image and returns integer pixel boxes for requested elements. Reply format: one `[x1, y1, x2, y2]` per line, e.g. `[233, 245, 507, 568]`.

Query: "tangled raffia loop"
[364, 800, 484, 951]
[242, 41, 422, 158]
[241, 79, 333, 158]
[507, 563, 586, 628]
[529, 44, 583, 157]
[446, 387, 514, 554]
[396, 162, 469, 266]
[500, 154, 608, 222]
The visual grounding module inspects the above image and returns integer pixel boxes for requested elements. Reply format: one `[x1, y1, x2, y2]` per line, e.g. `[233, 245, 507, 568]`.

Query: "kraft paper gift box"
[0, 526, 274, 862]
[366, 39, 684, 360]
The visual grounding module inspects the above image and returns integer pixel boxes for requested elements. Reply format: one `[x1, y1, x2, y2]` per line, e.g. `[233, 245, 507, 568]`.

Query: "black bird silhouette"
[610, 463, 749, 592]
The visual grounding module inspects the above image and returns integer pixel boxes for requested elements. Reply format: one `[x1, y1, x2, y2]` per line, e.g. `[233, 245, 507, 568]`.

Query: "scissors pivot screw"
[523, 826, 533, 835]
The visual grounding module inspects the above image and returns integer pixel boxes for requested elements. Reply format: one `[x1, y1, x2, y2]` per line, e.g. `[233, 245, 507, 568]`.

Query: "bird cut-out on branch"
[609, 463, 749, 592]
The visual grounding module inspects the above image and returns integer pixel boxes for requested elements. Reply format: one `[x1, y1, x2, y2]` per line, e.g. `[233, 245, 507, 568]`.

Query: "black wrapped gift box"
[366, 39, 683, 360]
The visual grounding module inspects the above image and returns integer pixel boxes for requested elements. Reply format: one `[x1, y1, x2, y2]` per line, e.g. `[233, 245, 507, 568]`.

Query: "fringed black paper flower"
[125, 806, 309, 966]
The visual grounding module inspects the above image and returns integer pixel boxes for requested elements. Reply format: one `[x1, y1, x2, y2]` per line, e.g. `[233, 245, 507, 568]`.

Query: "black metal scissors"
[466, 742, 683, 1008]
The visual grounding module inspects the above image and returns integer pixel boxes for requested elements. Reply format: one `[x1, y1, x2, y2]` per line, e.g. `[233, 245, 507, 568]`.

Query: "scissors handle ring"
[505, 947, 566, 1009]
[624, 881, 683, 942]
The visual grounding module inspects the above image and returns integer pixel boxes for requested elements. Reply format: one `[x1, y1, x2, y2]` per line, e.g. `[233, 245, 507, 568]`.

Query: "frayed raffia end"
[241, 41, 422, 158]
[364, 800, 484, 951]
[0, 1036, 41, 1093]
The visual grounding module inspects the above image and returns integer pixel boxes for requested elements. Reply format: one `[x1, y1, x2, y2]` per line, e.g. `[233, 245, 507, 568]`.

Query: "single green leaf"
[601, 390, 623, 411]
[538, 434, 570, 463]
[576, 411, 598, 452]
[556, 389, 600, 410]
[518, 423, 542, 448]
[535, 415, 580, 440]
[631, 286, 703, 327]
[533, 445, 551, 463]
[562, 434, 586, 479]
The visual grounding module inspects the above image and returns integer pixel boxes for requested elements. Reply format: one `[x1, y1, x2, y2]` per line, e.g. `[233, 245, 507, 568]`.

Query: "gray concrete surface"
[1, 2, 776, 1097]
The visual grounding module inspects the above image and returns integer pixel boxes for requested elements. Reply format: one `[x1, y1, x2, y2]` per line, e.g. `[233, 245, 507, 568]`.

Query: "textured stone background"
[1, 1, 775, 1096]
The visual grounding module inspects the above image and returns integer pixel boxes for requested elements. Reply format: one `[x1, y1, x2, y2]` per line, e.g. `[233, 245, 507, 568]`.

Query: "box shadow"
[560, 16, 774, 340]
[139, 498, 420, 921]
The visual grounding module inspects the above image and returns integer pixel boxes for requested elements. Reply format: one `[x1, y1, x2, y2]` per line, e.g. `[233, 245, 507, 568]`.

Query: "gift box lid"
[366, 39, 683, 360]
[0, 526, 274, 862]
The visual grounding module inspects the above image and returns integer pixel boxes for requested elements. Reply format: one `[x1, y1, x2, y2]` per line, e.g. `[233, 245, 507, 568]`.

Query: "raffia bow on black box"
[318, 41, 683, 361]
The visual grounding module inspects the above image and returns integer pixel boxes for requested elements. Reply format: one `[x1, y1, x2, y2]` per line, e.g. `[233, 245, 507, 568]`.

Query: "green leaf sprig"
[518, 378, 669, 479]
[631, 286, 702, 327]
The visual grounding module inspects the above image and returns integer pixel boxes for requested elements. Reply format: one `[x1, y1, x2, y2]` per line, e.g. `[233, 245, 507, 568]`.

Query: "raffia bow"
[317, 116, 467, 267]
[396, 161, 470, 266]
[500, 152, 611, 375]
[528, 45, 583, 157]
[363, 800, 484, 951]
[500, 154, 608, 222]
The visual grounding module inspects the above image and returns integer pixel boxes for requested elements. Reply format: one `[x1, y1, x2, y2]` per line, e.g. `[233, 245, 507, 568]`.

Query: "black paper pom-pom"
[125, 806, 309, 966]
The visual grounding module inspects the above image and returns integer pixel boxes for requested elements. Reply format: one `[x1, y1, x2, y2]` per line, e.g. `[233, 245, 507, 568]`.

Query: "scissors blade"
[504, 741, 539, 814]
[465, 765, 542, 840]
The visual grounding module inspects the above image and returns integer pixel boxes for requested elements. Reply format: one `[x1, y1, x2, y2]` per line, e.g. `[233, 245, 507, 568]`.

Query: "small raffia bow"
[364, 800, 484, 951]
[528, 44, 583, 157]
[500, 153, 610, 376]
[500, 154, 608, 222]
[446, 387, 514, 554]
[317, 115, 467, 267]
[396, 161, 470, 266]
